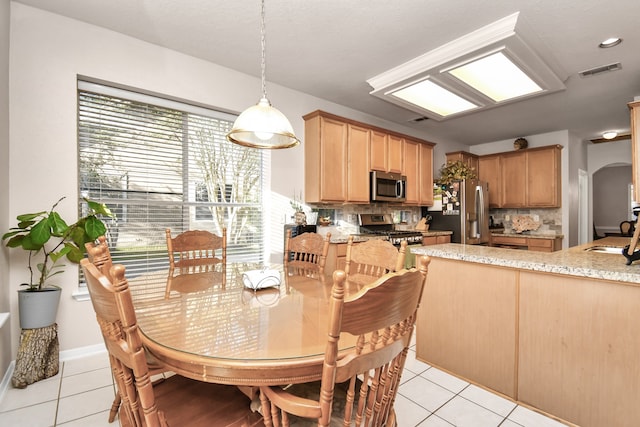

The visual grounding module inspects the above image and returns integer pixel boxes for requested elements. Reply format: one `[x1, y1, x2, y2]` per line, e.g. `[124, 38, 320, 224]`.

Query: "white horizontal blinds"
[78, 82, 265, 279]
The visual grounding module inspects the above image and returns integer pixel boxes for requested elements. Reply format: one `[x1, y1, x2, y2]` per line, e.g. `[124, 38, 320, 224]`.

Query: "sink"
[584, 245, 624, 254]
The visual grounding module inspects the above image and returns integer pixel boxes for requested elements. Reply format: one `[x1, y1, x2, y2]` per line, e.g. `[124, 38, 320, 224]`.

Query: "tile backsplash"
[490, 208, 562, 235]
[307, 204, 422, 239]
[305, 205, 563, 237]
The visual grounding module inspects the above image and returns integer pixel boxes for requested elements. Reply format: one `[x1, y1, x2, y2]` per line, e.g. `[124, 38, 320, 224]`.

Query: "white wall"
[8, 3, 456, 354]
[588, 139, 632, 235]
[0, 0, 12, 380]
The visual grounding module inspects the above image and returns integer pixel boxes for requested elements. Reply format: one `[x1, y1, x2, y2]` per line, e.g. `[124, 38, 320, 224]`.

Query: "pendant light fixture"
[226, 0, 300, 149]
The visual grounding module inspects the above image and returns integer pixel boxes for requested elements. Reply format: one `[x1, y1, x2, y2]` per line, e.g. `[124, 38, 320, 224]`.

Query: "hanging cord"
[260, 0, 267, 100]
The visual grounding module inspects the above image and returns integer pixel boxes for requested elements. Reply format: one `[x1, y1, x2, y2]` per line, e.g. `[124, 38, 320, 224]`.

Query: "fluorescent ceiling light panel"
[392, 80, 478, 116]
[366, 12, 566, 121]
[448, 52, 542, 102]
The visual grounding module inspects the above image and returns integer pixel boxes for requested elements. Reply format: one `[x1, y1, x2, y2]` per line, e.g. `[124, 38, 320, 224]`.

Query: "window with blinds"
[78, 81, 266, 279]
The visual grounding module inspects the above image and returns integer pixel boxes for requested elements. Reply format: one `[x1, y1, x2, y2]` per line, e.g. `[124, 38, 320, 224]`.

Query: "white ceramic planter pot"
[18, 288, 62, 329]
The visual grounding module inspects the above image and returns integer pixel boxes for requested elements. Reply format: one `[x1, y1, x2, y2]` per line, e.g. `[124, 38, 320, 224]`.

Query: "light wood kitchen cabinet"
[325, 242, 349, 273]
[387, 135, 404, 173]
[304, 111, 368, 203]
[526, 145, 561, 207]
[403, 139, 420, 205]
[629, 101, 640, 202]
[421, 235, 450, 245]
[490, 234, 562, 252]
[479, 145, 562, 208]
[370, 131, 403, 173]
[347, 124, 371, 203]
[304, 110, 435, 206]
[477, 154, 501, 208]
[405, 138, 435, 206]
[416, 258, 518, 398]
[419, 143, 434, 205]
[501, 151, 527, 207]
[370, 130, 388, 172]
[445, 151, 478, 175]
[518, 272, 640, 427]
[416, 250, 640, 427]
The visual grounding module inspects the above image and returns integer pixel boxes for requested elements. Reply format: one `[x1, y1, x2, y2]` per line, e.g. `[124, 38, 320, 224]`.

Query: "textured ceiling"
[14, 0, 640, 145]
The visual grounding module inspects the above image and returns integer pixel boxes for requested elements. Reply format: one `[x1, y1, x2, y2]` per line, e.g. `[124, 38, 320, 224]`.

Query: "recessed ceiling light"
[599, 37, 622, 48]
[448, 52, 543, 102]
[391, 80, 478, 117]
[602, 131, 618, 139]
[367, 12, 566, 121]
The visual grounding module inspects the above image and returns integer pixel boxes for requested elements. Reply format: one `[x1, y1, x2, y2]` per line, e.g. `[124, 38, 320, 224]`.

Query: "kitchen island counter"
[412, 236, 640, 284]
[411, 236, 640, 427]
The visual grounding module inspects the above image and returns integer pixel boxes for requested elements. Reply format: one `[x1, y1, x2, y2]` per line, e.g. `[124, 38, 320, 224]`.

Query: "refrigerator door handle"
[476, 185, 485, 239]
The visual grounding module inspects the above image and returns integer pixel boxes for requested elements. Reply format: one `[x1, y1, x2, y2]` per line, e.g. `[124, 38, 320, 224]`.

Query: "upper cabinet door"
[370, 130, 388, 172]
[501, 151, 527, 208]
[347, 124, 370, 203]
[526, 146, 561, 207]
[403, 139, 420, 205]
[419, 143, 434, 205]
[478, 154, 502, 208]
[388, 135, 404, 174]
[318, 117, 348, 202]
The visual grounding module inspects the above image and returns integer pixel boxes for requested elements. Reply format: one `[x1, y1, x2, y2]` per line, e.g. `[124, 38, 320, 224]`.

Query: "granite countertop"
[420, 230, 453, 237]
[412, 237, 640, 284]
[329, 234, 388, 244]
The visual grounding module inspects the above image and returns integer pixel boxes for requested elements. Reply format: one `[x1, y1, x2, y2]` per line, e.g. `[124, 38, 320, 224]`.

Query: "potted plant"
[437, 160, 477, 186]
[3, 197, 114, 328]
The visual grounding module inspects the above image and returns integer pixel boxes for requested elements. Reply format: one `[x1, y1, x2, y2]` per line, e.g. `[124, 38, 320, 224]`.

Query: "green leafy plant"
[3, 197, 114, 291]
[437, 160, 477, 185]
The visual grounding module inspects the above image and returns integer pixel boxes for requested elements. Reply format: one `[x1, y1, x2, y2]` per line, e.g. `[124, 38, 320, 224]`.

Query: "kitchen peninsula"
[412, 237, 640, 427]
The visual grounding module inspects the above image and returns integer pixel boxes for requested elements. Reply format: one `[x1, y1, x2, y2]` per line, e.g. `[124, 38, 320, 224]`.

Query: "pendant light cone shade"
[226, 0, 300, 149]
[227, 98, 300, 149]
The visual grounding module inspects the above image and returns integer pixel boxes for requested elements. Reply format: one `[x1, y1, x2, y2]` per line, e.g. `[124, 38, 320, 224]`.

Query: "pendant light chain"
[260, 0, 267, 100]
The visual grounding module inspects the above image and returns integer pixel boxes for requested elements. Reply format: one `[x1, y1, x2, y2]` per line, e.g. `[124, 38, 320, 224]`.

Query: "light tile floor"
[0, 345, 568, 426]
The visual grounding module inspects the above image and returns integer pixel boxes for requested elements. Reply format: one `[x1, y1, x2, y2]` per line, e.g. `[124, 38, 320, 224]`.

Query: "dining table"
[127, 262, 362, 388]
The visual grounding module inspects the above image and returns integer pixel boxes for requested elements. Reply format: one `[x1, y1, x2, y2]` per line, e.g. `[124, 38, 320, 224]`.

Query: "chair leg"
[108, 393, 121, 423]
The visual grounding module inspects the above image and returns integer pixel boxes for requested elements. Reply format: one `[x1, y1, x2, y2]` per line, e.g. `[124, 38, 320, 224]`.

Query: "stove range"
[358, 214, 423, 246]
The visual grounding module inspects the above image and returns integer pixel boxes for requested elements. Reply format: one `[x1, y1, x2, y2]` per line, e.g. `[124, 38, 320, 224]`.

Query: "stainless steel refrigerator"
[423, 179, 490, 245]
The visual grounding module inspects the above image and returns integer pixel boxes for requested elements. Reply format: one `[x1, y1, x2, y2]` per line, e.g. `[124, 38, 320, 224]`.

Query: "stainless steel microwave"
[370, 171, 406, 202]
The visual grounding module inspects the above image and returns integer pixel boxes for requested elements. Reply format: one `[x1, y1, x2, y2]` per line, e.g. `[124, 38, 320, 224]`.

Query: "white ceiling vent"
[578, 62, 622, 78]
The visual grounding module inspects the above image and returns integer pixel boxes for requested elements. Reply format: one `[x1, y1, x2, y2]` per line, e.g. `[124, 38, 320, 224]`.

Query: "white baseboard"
[60, 343, 107, 361]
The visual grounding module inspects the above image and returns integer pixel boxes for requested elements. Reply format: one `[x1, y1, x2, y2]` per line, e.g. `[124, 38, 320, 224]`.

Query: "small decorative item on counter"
[513, 137, 528, 150]
[318, 217, 331, 226]
[511, 215, 540, 233]
[290, 190, 306, 225]
[437, 160, 477, 185]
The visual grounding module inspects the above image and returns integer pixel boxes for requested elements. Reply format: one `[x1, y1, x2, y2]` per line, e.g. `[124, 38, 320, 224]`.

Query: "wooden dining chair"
[620, 220, 635, 236]
[86, 235, 167, 422]
[80, 258, 263, 427]
[165, 228, 227, 270]
[259, 255, 430, 427]
[284, 230, 331, 274]
[344, 236, 407, 285]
